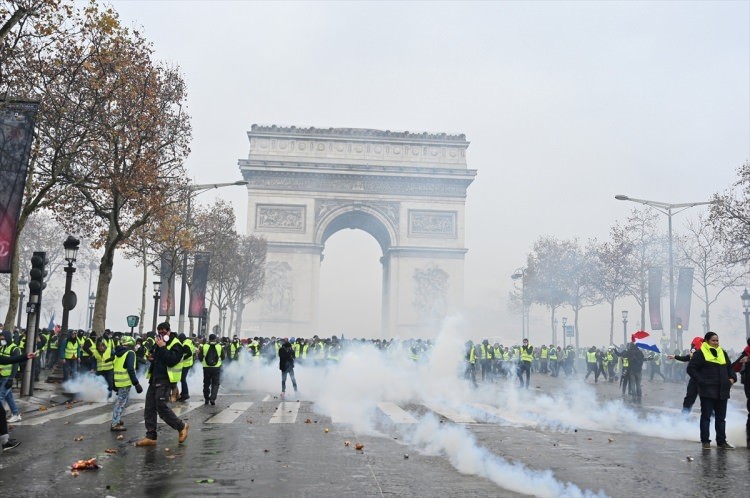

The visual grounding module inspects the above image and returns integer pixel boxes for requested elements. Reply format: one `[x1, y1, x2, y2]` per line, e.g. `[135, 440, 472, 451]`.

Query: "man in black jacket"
[135, 322, 188, 447]
[278, 339, 298, 400]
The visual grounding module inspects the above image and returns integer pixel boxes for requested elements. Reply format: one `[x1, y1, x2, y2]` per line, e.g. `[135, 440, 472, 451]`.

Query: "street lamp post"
[741, 288, 750, 337]
[58, 236, 80, 364]
[615, 194, 717, 352]
[152, 281, 161, 334]
[16, 277, 27, 330]
[562, 317, 568, 348]
[221, 307, 228, 335]
[700, 310, 707, 334]
[177, 180, 248, 335]
[511, 269, 526, 342]
[87, 293, 96, 331]
[553, 318, 558, 347]
[622, 310, 628, 346]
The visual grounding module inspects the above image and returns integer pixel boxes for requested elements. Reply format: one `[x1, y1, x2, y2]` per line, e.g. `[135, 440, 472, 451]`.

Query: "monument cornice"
[239, 168, 474, 198]
[239, 159, 476, 179]
[249, 124, 468, 146]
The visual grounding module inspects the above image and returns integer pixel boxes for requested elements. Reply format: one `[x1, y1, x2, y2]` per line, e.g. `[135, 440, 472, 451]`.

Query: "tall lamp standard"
[221, 307, 228, 335]
[621, 310, 628, 346]
[58, 235, 80, 363]
[741, 288, 750, 337]
[700, 310, 707, 334]
[152, 281, 161, 334]
[177, 180, 248, 335]
[87, 293, 96, 331]
[553, 318, 558, 347]
[615, 194, 717, 351]
[16, 277, 27, 330]
[511, 268, 527, 341]
[561, 316, 568, 348]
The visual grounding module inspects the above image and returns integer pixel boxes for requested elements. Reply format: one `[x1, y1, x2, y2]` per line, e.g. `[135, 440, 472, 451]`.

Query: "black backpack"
[204, 344, 219, 367]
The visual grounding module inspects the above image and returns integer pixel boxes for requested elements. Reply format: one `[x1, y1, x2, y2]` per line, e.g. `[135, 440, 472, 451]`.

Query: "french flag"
[631, 330, 660, 354]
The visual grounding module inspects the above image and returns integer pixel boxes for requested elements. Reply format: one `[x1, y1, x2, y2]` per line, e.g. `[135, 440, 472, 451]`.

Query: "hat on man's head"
[157, 322, 170, 331]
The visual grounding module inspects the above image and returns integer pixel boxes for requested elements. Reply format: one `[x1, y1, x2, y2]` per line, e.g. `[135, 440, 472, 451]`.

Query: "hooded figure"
[278, 340, 298, 399]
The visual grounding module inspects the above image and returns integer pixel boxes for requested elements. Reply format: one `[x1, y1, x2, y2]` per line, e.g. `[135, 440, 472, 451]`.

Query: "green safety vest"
[549, 349, 557, 360]
[167, 339, 182, 383]
[64, 337, 79, 360]
[520, 346, 533, 363]
[181, 339, 195, 368]
[540, 348, 549, 359]
[92, 343, 114, 371]
[587, 351, 597, 364]
[113, 350, 135, 388]
[0, 343, 19, 377]
[201, 343, 223, 368]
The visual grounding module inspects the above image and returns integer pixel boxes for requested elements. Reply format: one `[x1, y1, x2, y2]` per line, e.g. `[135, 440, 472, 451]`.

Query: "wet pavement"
[1, 368, 749, 498]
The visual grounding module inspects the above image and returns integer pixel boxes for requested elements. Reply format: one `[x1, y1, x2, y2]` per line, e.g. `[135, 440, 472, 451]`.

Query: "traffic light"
[28, 251, 47, 296]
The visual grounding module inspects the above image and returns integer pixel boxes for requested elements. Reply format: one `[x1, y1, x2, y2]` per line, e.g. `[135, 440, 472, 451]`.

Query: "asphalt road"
[2, 364, 749, 498]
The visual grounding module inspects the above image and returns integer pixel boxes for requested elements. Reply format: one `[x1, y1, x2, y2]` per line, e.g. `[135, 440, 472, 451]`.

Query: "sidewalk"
[15, 380, 71, 415]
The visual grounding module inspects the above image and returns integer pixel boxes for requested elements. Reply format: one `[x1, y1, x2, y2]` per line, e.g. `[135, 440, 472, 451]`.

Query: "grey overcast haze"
[89, 1, 749, 346]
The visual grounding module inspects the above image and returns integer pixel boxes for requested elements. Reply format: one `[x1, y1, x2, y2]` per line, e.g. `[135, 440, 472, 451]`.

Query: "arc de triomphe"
[238, 125, 475, 339]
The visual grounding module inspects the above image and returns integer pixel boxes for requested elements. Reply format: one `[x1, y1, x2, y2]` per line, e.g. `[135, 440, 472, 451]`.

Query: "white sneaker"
[7, 414, 21, 423]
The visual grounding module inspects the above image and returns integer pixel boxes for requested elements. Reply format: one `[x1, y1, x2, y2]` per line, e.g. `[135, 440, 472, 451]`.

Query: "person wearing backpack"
[198, 334, 224, 405]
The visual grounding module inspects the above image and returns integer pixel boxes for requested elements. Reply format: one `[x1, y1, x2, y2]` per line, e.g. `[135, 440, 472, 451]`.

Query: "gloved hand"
[134, 383, 143, 394]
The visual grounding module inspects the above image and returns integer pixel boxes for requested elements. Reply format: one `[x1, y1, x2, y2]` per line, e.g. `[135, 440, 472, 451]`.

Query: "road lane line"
[377, 402, 418, 424]
[16, 402, 107, 426]
[269, 401, 300, 424]
[206, 402, 253, 424]
[77, 403, 145, 425]
[423, 402, 476, 423]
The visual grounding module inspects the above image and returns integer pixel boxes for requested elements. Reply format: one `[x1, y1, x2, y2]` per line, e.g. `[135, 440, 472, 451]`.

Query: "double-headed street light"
[621, 310, 628, 346]
[177, 180, 248, 335]
[615, 194, 717, 351]
[561, 316, 568, 348]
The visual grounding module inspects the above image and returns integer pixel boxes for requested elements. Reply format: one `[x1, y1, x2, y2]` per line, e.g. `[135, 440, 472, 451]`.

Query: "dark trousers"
[0, 402, 7, 437]
[682, 377, 698, 412]
[699, 396, 728, 444]
[585, 363, 598, 382]
[180, 366, 192, 399]
[203, 367, 221, 402]
[97, 370, 114, 397]
[517, 362, 531, 388]
[144, 378, 185, 440]
[630, 370, 643, 401]
[744, 382, 750, 443]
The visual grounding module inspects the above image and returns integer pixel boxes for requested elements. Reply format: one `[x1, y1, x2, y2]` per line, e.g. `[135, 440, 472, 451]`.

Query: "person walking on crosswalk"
[278, 339, 298, 400]
[197, 334, 224, 406]
[110, 336, 143, 432]
[135, 322, 188, 447]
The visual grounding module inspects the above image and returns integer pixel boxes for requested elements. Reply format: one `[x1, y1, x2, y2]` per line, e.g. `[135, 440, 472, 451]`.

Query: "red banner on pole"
[189, 252, 210, 318]
[0, 100, 39, 273]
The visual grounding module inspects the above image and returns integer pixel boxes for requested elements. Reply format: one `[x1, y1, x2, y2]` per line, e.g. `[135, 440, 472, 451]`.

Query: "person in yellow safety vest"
[197, 333, 224, 406]
[539, 345, 549, 374]
[479, 339, 492, 382]
[110, 335, 143, 432]
[548, 345, 559, 377]
[517, 338, 533, 389]
[80, 331, 97, 374]
[464, 340, 477, 387]
[46, 332, 59, 369]
[92, 337, 115, 400]
[584, 346, 599, 383]
[0, 330, 22, 422]
[167, 332, 183, 402]
[606, 347, 616, 382]
[327, 339, 342, 362]
[176, 333, 195, 402]
[135, 322, 188, 447]
[62, 330, 80, 382]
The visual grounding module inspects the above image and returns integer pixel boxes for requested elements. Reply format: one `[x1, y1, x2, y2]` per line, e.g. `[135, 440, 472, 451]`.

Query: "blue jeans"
[0, 380, 19, 416]
[281, 367, 297, 393]
[699, 396, 728, 444]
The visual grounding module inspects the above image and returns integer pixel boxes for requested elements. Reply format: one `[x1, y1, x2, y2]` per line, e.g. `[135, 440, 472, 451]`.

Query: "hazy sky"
[88, 1, 750, 345]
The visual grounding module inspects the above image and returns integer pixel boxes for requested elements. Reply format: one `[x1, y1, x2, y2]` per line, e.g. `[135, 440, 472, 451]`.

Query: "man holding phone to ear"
[135, 322, 189, 447]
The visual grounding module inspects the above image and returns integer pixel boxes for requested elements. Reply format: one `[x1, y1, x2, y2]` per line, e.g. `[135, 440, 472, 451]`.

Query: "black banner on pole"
[675, 267, 694, 331]
[159, 252, 176, 317]
[189, 252, 210, 318]
[0, 100, 39, 273]
[648, 266, 663, 330]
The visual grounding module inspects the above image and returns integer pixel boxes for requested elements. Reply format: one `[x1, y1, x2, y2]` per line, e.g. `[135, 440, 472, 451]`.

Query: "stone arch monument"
[238, 125, 476, 339]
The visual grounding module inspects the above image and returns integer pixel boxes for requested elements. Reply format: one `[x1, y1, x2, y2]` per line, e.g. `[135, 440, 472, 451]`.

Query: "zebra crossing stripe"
[206, 402, 254, 424]
[261, 394, 273, 402]
[377, 402, 418, 424]
[169, 401, 204, 417]
[422, 402, 476, 423]
[269, 401, 300, 424]
[470, 403, 535, 426]
[16, 402, 107, 426]
[77, 403, 145, 425]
